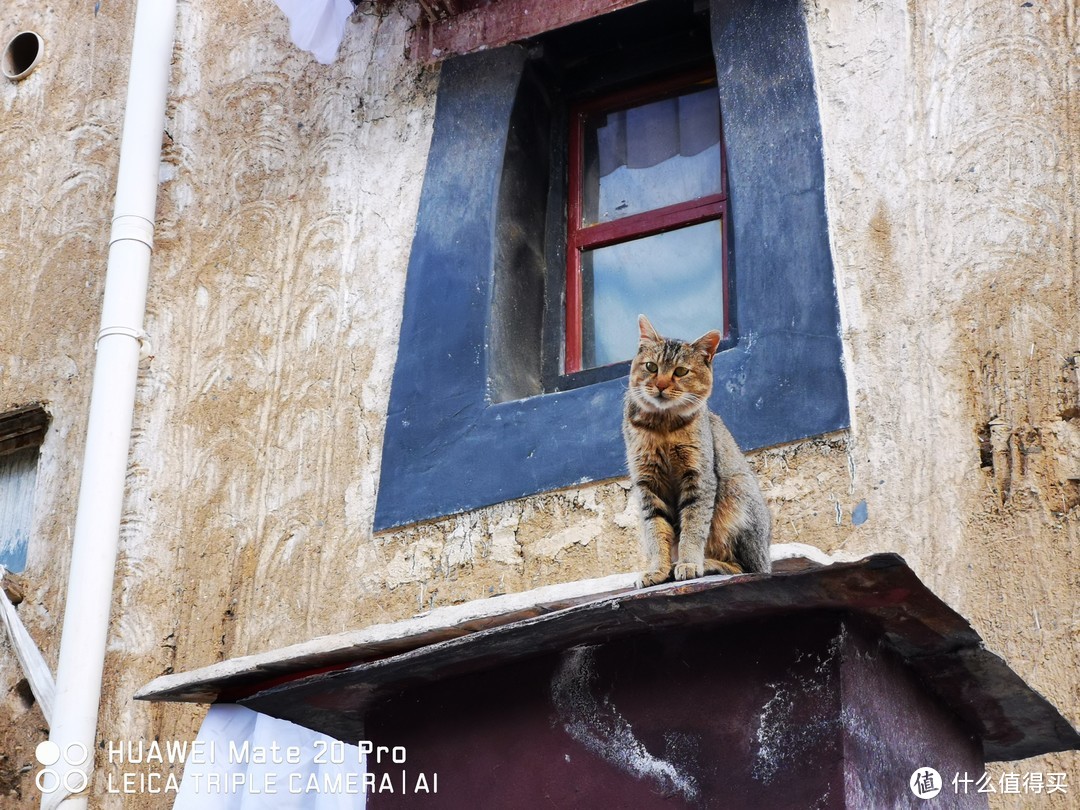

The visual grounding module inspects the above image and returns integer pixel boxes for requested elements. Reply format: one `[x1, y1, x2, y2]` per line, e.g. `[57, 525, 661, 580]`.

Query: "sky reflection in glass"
[582, 219, 724, 368]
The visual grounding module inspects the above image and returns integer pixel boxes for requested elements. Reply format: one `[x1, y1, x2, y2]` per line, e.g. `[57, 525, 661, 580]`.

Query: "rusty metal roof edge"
[903, 644, 1080, 762]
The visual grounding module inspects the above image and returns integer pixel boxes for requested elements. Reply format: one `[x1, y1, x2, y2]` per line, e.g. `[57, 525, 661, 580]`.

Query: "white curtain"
[595, 88, 720, 177]
[174, 704, 365, 809]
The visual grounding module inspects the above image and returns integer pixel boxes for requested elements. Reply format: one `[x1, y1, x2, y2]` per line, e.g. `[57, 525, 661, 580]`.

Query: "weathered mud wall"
[805, 2, 1079, 805]
[0, 0, 134, 801]
[0, 0, 1075, 807]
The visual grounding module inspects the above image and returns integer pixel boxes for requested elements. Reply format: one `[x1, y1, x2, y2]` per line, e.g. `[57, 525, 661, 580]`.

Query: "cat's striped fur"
[623, 315, 771, 587]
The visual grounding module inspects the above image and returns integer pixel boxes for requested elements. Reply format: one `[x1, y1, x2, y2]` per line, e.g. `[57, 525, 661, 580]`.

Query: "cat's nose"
[655, 377, 671, 391]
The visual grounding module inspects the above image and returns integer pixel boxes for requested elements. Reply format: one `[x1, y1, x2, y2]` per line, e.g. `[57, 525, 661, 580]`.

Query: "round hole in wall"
[3, 31, 43, 81]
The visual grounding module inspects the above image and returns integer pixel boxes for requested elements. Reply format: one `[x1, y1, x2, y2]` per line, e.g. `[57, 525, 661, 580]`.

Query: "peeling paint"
[752, 630, 844, 785]
[552, 646, 699, 802]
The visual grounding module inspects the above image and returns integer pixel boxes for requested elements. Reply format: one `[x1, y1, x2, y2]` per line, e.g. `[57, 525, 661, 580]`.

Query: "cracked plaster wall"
[0, 0, 1075, 806]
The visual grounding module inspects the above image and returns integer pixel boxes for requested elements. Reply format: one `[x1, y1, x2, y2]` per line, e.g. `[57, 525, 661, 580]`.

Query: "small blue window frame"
[374, 0, 848, 532]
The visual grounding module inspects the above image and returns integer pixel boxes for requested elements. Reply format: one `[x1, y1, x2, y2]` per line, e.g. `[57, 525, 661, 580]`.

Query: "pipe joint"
[109, 214, 155, 251]
[95, 325, 152, 359]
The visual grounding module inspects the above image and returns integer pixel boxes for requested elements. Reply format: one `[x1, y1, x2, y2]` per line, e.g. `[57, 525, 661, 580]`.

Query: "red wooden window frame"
[565, 70, 729, 375]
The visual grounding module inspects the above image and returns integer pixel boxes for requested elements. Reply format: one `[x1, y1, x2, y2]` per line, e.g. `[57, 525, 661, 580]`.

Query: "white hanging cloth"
[272, 0, 354, 64]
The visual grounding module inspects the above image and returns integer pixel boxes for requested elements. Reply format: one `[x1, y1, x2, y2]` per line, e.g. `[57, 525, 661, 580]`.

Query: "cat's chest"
[628, 426, 704, 482]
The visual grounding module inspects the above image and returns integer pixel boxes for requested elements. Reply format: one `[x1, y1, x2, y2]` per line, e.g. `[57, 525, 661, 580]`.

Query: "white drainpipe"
[42, 0, 177, 807]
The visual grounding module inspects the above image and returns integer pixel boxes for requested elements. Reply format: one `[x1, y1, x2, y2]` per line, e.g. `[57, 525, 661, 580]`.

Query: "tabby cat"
[623, 315, 771, 587]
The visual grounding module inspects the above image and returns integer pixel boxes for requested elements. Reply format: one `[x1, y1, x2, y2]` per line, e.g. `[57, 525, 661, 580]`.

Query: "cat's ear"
[692, 330, 722, 364]
[638, 314, 662, 344]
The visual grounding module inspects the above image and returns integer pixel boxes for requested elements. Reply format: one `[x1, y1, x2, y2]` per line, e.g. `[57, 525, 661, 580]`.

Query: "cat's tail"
[733, 497, 772, 574]
[703, 558, 743, 575]
[735, 537, 772, 574]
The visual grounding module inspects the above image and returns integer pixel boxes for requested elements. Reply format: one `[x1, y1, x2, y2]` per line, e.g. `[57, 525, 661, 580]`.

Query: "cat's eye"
[673, 366, 690, 377]
[644, 361, 658, 373]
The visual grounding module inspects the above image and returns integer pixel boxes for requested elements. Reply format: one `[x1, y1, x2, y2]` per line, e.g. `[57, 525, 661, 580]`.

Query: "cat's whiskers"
[680, 392, 707, 409]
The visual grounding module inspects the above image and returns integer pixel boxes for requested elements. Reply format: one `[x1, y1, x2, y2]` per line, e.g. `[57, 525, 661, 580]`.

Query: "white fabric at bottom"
[173, 704, 365, 809]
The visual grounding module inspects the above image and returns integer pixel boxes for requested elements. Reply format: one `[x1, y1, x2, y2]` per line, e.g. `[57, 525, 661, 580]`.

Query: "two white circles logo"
[35, 741, 89, 795]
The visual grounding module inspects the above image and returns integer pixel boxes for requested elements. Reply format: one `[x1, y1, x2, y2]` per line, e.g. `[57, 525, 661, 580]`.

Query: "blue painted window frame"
[0, 405, 48, 572]
[374, 0, 848, 532]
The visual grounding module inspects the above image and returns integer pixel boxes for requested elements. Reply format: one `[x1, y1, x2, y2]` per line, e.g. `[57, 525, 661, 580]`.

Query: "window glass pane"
[581, 219, 724, 369]
[583, 86, 721, 225]
[0, 446, 38, 573]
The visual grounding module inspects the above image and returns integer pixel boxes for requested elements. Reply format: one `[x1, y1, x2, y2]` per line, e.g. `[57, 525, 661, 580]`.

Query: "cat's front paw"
[674, 562, 703, 581]
[637, 569, 671, 588]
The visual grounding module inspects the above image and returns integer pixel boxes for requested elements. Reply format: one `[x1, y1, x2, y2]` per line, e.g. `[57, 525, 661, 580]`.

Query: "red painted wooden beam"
[409, 0, 652, 62]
